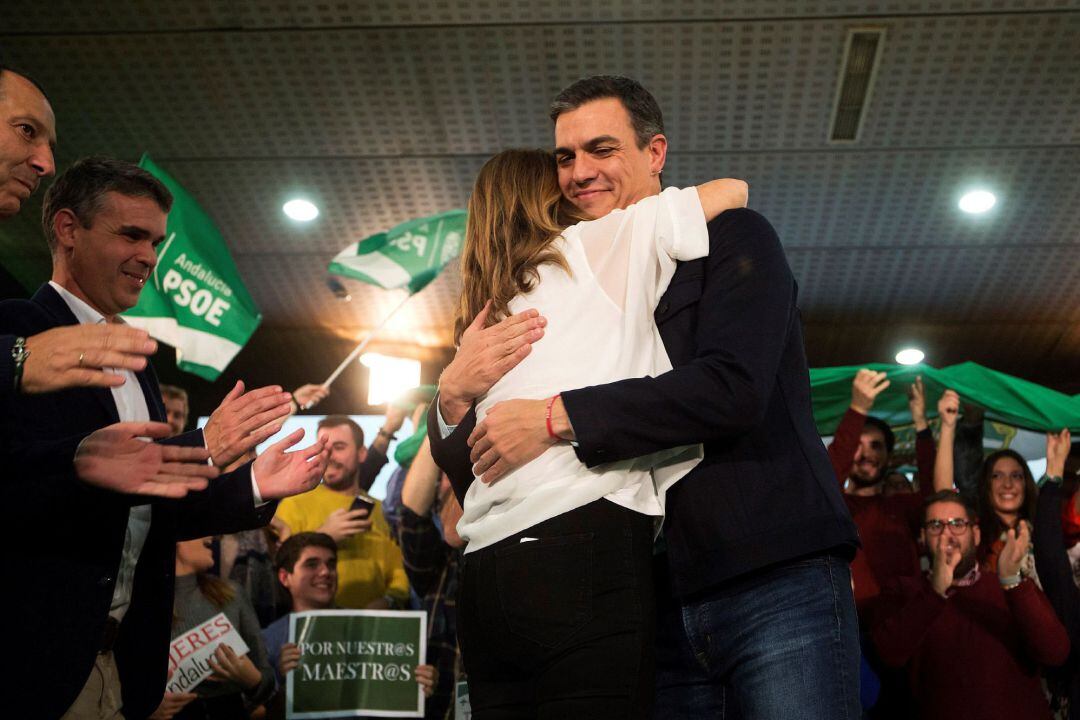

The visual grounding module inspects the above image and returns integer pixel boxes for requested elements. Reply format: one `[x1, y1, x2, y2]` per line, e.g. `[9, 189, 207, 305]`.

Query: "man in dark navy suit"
[0, 157, 329, 719]
[428, 76, 861, 719]
[0, 63, 168, 406]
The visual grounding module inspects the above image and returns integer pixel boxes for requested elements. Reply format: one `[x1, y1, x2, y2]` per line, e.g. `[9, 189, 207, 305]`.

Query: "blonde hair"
[455, 149, 586, 343]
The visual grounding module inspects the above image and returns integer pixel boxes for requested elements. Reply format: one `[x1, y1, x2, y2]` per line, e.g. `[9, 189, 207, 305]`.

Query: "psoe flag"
[123, 154, 261, 381]
[329, 209, 466, 294]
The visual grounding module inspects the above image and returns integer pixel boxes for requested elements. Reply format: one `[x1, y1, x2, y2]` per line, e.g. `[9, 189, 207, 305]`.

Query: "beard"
[849, 470, 882, 488]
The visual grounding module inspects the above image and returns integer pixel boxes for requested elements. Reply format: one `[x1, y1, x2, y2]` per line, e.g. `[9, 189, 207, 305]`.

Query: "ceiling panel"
[1, 1, 1078, 408]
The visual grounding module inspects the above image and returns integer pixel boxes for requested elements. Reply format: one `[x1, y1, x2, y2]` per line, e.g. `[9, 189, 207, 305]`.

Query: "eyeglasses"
[923, 518, 972, 535]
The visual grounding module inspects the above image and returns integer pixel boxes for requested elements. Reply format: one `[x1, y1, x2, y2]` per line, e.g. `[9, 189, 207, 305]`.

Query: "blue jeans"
[654, 553, 861, 719]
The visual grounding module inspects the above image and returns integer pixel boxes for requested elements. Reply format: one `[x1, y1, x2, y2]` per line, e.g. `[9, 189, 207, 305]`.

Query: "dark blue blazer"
[0, 283, 276, 719]
[428, 209, 858, 598]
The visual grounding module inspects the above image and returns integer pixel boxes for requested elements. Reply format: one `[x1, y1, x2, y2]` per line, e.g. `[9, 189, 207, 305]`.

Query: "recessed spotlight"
[283, 198, 319, 222]
[896, 348, 925, 365]
[958, 190, 996, 214]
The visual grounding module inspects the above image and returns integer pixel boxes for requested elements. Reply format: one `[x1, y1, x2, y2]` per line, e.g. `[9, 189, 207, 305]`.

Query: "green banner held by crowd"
[329, 209, 466, 294]
[122, 154, 261, 381]
[810, 362, 1080, 435]
[287, 610, 427, 718]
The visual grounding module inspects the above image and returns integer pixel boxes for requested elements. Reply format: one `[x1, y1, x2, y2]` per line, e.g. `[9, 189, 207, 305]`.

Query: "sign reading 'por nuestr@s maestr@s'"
[287, 609, 427, 719]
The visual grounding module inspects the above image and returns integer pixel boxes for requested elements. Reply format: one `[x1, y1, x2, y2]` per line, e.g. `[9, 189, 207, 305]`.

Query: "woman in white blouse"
[452, 148, 746, 718]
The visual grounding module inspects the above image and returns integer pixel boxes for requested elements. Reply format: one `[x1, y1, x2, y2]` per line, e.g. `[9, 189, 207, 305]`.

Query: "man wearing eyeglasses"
[871, 491, 1069, 720]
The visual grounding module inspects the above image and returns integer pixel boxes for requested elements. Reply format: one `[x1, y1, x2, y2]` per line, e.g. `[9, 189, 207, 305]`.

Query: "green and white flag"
[329, 209, 465, 294]
[123, 154, 261, 381]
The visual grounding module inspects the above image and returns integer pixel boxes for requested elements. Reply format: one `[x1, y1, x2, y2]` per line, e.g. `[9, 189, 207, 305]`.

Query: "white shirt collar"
[48, 280, 107, 325]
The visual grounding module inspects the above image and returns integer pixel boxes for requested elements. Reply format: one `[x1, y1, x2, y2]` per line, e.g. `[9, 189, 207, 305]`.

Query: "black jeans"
[458, 499, 656, 719]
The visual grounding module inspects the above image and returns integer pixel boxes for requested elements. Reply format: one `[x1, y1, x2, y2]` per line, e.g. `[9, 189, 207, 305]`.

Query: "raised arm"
[933, 390, 961, 492]
[827, 370, 889, 486]
[695, 178, 748, 221]
[1033, 431, 1079, 642]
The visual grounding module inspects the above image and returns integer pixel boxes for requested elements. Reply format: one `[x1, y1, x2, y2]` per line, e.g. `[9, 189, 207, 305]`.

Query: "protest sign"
[287, 610, 427, 719]
[166, 612, 250, 694]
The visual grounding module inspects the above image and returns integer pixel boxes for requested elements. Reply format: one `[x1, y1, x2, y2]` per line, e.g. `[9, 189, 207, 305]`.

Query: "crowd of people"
[829, 369, 1077, 720]
[2, 60, 1078, 720]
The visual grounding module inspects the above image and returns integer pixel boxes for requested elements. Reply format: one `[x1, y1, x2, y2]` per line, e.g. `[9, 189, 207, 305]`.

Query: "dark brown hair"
[977, 449, 1038, 552]
[275, 532, 337, 574]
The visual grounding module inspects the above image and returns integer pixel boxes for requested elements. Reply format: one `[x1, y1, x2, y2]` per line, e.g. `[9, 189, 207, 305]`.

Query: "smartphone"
[350, 490, 376, 515]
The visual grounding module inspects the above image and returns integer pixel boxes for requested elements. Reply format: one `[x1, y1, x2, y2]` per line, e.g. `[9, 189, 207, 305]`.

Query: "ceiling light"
[283, 198, 319, 222]
[360, 353, 420, 406]
[895, 348, 925, 365]
[958, 190, 996, 214]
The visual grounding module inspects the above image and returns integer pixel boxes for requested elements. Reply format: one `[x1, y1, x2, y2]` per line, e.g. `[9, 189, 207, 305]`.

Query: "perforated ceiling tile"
[5, 13, 1078, 161]
[1, 2, 1078, 395]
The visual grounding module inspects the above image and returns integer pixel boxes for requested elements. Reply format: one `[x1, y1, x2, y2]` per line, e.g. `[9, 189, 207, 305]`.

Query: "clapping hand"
[203, 381, 293, 467]
[251, 429, 328, 500]
[74, 421, 219, 498]
[929, 530, 963, 597]
[998, 520, 1032, 583]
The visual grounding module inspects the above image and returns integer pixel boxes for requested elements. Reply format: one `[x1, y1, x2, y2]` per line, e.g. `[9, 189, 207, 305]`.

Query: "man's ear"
[647, 133, 668, 175]
[357, 446, 368, 464]
[53, 208, 81, 252]
[972, 524, 981, 548]
[278, 567, 291, 590]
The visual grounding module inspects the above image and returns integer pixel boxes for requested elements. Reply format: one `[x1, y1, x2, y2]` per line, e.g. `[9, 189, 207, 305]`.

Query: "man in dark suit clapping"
[0, 157, 329, 719]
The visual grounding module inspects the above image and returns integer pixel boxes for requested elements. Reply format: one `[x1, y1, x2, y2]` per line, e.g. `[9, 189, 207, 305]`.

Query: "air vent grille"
[829, 28, 886, 142]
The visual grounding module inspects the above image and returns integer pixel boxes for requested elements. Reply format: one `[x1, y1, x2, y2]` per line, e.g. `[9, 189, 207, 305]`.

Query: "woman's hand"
[207, 643, 262, 690]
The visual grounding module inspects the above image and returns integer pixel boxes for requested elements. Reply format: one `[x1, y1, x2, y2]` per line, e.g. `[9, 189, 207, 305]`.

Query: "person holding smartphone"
[274, 415, 410, 609]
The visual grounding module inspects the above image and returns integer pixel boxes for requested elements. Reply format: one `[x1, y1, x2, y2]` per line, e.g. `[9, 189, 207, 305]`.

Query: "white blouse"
[458, 187, 709, 553]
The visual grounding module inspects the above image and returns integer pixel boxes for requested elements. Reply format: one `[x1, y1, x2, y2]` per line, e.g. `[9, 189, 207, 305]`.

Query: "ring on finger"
[78, 352, 86, 366]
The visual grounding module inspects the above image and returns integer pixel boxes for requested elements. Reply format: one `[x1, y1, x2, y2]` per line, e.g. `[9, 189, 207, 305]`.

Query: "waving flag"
[329, 209, 466, 294]
[122, 154, 261, 381]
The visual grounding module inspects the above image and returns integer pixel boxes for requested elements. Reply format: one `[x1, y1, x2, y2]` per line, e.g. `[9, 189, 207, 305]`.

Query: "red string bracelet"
[545, 393, 562, 440]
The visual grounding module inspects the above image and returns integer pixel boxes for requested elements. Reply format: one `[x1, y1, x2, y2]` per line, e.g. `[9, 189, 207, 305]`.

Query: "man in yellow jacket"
[275, 415, 409, 609]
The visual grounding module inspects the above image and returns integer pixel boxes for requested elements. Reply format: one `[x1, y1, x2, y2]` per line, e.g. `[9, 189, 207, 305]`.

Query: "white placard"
[166, 612, 251, 693]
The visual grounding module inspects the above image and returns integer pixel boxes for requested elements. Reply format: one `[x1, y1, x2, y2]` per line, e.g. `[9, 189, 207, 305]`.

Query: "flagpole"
[311, 292, 414, 406]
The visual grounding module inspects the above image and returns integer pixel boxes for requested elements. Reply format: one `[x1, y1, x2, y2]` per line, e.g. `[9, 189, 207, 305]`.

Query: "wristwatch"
[377, 428, 397, 441]
[11, 337, 29, 393]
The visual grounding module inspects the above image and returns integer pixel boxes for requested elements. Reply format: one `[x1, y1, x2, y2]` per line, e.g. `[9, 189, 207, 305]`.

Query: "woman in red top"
[977, 448, 1040, 575]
